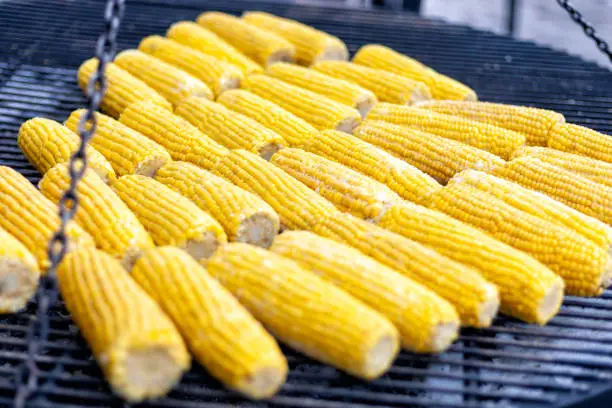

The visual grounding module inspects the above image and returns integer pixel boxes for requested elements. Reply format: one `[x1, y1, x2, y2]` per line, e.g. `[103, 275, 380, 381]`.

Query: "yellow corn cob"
[77, 58, 171, 117]
[415, 100, 565, 146]
[207, 243, 400, 379]
[39, 164, 154, 270]
[427, 178, 610, 296]
[212, 150, 339, 230]
[120, 101, 228, 170]
[131, 247, 287, 399]
[57, 247, 190, 402]
[366, 104, 525, 159]
[377, 202, 564, 324]
[18, 118, 116, 182]
[114, 50, 213, 107]
[311, 212, 499, 327]
[270, 148, 402, 221]
[241, 75, 361, 132]
[138, 35, 243, 98]
[65, 109, 171, 177]
[313, 61, 432, 105]
[112, 175, 227, 261]
[302, 129, 441, 204]
[0, 226, 40, 313]
[354, 120, 505, 184]
[0, 166, 94, 272]
[270, 231, 459, 352]
[166, 21, 263, 76]
[548, 123, 612, 164]
[155, 161, 280, 247]
[242, 11, 348, 66]
[197, 12, 295, 67]
[352, 44, 477, 101]
[266, 63, 377, 116]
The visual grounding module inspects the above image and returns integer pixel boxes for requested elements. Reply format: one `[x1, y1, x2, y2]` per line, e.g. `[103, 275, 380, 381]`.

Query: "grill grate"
[0, 1, 612, 407]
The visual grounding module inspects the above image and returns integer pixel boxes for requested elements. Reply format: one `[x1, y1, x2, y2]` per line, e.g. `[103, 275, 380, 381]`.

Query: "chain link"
[13, 1, 125, 406]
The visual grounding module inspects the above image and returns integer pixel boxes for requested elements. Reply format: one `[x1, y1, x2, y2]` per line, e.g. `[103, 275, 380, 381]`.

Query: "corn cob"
[241, 75, 361, 132]
[120, 101, 228, 170]
[271, 148, 402, 221]
[313, 61, 432, 105]
[18, 118, 116, 183]
[57, 247, 190, 402]
[112, 175, 227, 261]
[548, 123, 612, 164]
[207, 243, 400, 379]
[270, 231, 459, 352]
[266, 63, 377, 116]
[77, 58, 171, 117]
[155, 161, 280, 248]
[377, 202, 564, 324]
[212, 150, 339, 230]
[131, 247, 287, 399]
[415, 100, 565, 146]
[0, 226, 40, 313]
[166, 21, 263, 76]
[39, 164, 154, 270]
[242, 11, 348, 66]
[175, 97, 284, 160]
[114, 50, 213, 107]
[0, 166, 94, 271]
[311, 212, 499, 327]
[65, 109, 171, 177]
[354, 120, 505, 184]
[138, 35, 243, 98]
[352, 44, 477, 101]
[302, 129, 441, 204]
[427, 178, 610, 296]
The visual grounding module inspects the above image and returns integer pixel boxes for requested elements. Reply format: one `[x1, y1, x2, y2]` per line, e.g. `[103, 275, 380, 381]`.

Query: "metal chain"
[13, 1, 125, 406]
[556, 0, 612, 64]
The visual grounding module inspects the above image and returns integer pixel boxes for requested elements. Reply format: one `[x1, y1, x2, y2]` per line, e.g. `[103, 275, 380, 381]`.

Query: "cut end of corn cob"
[121, 347, 186, 400]
[0, 227, 40, 313]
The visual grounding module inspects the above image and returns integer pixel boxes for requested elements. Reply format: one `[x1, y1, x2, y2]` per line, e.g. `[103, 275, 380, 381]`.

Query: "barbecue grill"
[1, 0, 612, 407]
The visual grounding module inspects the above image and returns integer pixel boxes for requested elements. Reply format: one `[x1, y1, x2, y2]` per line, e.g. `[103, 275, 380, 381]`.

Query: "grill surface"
[0, 1, 611, 407]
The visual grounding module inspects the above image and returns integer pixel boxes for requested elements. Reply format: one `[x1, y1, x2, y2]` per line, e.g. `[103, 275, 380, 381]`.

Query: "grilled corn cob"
[57, 247, 190, 402]
[0, 226, 39, 313]
[207, 243, 400, 379]
[131, 247, 287, 399]
[548, 123, 612, 164]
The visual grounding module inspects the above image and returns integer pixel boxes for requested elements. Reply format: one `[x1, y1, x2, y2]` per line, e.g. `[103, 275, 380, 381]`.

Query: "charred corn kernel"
[271, 148, 402, 221]
[270, 231, 459, 352]
[77, 58, 171, 117]
[242, 11, 348, 66]
[0, 226, 39, 313]
[367, 104, 525, 159]
[114, 50, 213, 107]
[57, 247, 190, 402]
[212, 150, 339, 230]
[65, 109, 171, 177]
[120, 101, 228, 170]
[266, 63, 376, 116]
[112, 175, 227, 260]
[167, 21, 263, 76]
[354, 121, 505, 184]
[39, 164, 154, 270]
[378, 203, 564, 324]
[132, 247, 287, 399]
[415, 100, 564, 146]
[549, 123, 612, 164]
[313, 61, 431, 105]
[302, 129, 441, 204]
[207, 243, 400, 379]
[139, 35, 243, 98]
[241, 75, 361, 132]
[311, 212, 499, 327]
[427, 179, 609, 296]
[18, 118, 116, 182]
[155, 161, 280, 247]
[352, 45, 476, 101]
[0, 166, 93, 271]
